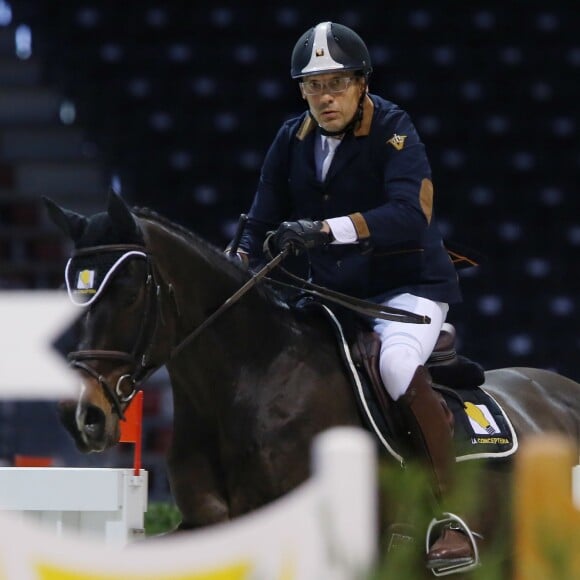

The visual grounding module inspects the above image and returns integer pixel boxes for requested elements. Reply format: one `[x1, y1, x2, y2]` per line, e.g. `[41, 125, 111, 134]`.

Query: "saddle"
[351, 322, 486, 415]
[295, 299, 518, 462]
[349, 323, 482, 441]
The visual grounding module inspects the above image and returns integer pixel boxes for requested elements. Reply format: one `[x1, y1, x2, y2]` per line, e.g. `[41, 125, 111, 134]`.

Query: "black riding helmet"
[291, 21, 372, 80]
[291, 22, 372, 136]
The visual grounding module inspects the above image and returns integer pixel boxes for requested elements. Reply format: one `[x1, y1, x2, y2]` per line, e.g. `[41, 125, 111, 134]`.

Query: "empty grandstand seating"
[0, 1, 578, 495]
[3, 0, 578, 375]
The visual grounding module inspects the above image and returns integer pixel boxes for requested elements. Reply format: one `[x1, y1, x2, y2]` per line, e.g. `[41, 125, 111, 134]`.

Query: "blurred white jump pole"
[312, 427, 378, 580]
[572, 464, 580, 509]
[0, 290, 79, 399]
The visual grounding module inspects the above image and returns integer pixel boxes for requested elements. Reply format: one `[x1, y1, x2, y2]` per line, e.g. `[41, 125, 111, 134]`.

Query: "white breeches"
[372, 293, 449, 401]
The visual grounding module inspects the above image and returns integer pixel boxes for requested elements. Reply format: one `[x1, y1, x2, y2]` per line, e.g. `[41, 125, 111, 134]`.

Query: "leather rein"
[68, 239, 428, 419]
[259, 233, 431, 326]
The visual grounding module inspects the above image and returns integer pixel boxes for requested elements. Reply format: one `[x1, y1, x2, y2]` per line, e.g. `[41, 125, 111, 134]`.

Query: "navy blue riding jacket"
[238, 94, 461, 304]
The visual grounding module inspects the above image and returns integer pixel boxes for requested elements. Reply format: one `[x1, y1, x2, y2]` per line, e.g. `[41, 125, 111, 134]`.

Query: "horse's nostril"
[85, 405, 104, 426]
[83, 405, 105, 438]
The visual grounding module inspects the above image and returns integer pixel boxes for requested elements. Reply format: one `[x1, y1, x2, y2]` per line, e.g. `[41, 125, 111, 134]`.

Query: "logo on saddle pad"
[465, 402, 500, 435]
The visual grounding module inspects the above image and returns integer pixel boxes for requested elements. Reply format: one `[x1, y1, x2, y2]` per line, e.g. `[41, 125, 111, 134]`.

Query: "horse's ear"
[107, 191, 140, 238]
[42, 196, 88, 242]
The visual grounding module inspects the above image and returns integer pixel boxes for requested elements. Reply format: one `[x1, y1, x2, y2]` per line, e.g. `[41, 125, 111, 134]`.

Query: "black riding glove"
[273, 219, 332, 254]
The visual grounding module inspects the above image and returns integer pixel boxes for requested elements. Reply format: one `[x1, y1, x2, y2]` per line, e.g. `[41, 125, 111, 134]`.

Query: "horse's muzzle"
[59, 400, 110, 452]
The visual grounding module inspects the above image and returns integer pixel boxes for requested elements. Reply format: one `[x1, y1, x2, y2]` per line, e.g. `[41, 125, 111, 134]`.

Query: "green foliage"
[144, 501, 182, 536]
[142, 462, 512, 577]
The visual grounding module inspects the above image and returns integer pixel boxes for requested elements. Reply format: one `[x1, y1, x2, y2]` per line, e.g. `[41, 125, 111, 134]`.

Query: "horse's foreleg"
[167, 446, 230, 530]
[167, 403, 230, 530]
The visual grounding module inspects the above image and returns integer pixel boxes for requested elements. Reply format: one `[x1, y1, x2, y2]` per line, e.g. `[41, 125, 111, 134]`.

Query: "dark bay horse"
[44, 193, 580, 569]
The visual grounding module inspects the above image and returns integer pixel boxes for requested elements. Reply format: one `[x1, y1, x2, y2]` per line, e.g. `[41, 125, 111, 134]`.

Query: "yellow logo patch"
[74, 269, 97, 295]
[465, 402, 499, 435]
[387, 134, 407, 150]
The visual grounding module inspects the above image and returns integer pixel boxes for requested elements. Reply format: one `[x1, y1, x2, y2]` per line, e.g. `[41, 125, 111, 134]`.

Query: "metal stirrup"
[425, 512, 482, 577]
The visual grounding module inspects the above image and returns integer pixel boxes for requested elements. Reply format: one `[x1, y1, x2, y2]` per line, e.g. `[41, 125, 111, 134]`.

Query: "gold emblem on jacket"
[387, 134, 407, 150]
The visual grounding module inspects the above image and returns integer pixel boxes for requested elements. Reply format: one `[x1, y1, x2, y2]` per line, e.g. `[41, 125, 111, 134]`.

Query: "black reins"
[265, 263, 431, 324]
[68, 235, 429, 419]
[259, 233, 431, 325]
[167, 235, 430, 362]
[168, 247, 290, 361]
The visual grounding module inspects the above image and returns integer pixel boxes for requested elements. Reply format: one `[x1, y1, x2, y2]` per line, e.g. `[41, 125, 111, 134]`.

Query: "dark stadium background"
[0, 1, 577, 499]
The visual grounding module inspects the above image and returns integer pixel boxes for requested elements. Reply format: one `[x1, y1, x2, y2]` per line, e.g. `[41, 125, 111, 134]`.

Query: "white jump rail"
[0, 427, 377, 580]
[572, 465, 580, 509]
[0, 467, 148, 546]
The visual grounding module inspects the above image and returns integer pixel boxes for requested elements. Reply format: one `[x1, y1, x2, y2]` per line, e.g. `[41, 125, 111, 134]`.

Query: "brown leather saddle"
[295, 298, 516, 461]
[350, 323, 485, 441]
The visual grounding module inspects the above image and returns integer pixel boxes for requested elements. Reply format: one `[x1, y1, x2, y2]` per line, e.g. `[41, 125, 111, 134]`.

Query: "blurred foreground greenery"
[370, 459, 509, 579]
[145, 501, 181, 536]
[143, 460, 510, 578]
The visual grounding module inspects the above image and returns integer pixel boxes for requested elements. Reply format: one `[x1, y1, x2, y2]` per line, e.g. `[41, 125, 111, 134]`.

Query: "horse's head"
[44, 192, 166, 452]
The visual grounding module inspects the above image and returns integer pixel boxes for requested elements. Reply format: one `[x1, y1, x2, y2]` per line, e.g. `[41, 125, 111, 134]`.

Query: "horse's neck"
[143, 218, 290, 350]
[166, 283, 295, 410]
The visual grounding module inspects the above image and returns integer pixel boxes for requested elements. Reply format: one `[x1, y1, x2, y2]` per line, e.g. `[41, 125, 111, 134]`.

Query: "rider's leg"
[373, 293, 447, 402]
[373, 293, 475, 568]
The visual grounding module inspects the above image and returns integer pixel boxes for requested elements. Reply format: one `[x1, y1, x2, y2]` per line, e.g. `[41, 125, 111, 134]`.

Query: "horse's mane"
[132, 206, 288, 309]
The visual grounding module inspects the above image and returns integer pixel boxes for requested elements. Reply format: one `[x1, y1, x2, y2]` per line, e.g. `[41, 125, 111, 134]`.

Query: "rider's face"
[300, 73, 365, 133]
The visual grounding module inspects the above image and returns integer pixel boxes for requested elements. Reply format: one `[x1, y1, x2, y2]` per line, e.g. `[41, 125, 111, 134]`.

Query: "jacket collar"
[295, 94, 374, 141]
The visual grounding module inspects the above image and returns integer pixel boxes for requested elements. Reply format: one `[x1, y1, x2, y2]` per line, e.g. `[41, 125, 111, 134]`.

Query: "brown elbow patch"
[420, 178, 434, 223]
[348, 212, 371, 239]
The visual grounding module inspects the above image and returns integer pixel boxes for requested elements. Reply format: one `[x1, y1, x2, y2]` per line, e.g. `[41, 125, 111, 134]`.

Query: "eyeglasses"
[300, 77, 355, 96]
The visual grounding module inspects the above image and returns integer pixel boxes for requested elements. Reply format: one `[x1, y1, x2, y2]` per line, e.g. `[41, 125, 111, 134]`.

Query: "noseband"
[67, 244, 162, 419]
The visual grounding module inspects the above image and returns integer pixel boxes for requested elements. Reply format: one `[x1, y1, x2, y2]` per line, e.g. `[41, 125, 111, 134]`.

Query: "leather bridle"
[67, 244, 162, 419]
[65, 243, 290, 420]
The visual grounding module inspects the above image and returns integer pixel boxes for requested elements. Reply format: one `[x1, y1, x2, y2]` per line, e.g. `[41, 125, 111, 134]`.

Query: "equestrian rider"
[232, 21, 474, 570]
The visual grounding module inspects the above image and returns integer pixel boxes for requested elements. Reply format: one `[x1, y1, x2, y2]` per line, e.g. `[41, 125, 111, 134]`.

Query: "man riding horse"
[230, 21, 475, 570]
[46, 192, 580, 579]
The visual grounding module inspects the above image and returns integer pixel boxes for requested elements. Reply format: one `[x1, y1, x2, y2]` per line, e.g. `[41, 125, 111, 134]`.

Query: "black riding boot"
[396, 365, 475, 570]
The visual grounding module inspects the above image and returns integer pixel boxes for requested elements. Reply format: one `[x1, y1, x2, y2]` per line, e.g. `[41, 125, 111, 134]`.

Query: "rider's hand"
[273, 219, 332, 254]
